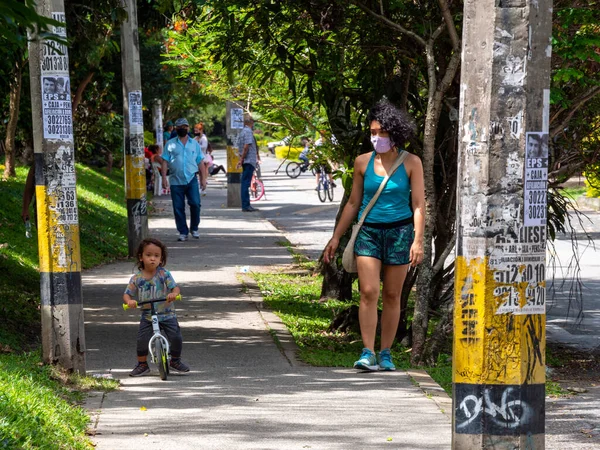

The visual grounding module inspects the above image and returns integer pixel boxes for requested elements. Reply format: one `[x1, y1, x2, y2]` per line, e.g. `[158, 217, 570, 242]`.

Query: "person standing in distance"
[323, 99, 425, 372]
[156, 118, 207, 241]
[238, 114, 261, 212]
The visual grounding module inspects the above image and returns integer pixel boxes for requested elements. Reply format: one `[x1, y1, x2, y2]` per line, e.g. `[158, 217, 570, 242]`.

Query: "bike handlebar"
[122, 294, 182, 311]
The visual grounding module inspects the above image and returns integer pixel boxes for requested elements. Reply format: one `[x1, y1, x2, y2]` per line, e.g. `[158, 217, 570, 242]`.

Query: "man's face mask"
[176, 128, 188, 137]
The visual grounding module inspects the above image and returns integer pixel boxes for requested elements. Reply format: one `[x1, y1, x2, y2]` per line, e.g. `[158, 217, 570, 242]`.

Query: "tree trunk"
[3, 58, 23, 180]
[319, 189, 355, 300]
[72, 71, 94, 113]
[411, 44, 461, 365]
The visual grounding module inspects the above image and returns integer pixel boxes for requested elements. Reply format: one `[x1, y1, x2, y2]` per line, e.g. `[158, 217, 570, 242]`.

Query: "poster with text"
[231, 108, 244, 129]
[40, 15, 73, 141]
[524, 132, 548, 227]
[128, 91, 144, 132]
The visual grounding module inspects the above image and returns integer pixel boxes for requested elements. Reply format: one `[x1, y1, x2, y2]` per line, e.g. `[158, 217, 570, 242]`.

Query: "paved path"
[83, 154, 451, 449]
[83, 150, 600, 448]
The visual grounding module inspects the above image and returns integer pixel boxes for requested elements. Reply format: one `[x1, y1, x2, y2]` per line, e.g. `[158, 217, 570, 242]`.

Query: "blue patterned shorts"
[354, 220, 414, 265]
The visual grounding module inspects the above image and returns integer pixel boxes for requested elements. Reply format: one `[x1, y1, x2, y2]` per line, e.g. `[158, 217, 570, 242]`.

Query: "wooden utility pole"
[121, 0, 147, 256]
[28, 1, 85, 372]
[453, 1, 552, 448]
[226, 101, 244, 207]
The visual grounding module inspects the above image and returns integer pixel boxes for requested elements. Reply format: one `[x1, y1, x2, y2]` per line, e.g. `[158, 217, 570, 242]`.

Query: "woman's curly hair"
[366, 98, 416, 149]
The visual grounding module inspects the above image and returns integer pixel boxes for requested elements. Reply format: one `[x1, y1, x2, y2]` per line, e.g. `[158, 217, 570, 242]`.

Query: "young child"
[123, 238, 190, 376]
[205, 145, 226, 176]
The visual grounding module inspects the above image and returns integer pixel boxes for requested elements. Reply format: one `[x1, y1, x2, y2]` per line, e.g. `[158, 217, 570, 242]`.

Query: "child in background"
[205, 145, 226, 176]
[123, 238, 190, 376]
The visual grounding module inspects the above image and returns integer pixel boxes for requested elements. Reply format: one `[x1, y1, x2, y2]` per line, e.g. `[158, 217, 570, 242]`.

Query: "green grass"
[252, 270, 445, 387]
[0, 164, 128, 350]
[0, 352, 119, 449]
[0, 162, 128, 448]
[560, 186, 588, 199]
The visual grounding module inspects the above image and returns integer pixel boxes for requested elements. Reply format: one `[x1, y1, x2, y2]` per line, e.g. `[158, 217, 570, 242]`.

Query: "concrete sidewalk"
[82, 175, 452, 449]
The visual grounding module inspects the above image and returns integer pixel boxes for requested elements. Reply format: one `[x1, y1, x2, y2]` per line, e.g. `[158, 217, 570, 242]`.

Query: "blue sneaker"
[353, 348, 379, 371]
[378, 348, 396, 371]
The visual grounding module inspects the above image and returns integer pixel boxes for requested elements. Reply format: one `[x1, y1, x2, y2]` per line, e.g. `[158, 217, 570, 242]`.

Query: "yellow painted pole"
[226, 101, 244, 207]
[121, 0, 148, 256]
[453, 1, 552, 447]
[28, 2, 85, 372]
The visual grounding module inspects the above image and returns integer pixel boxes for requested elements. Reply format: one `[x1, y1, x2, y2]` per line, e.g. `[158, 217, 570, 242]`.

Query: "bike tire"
[286, 162, 301, 178]
[318, 180, 327, 202]
[155, 338, 168, 381]
[311, 167, 316, 176]
[250, 178, 265, 202]
[327, 181, 334, 201]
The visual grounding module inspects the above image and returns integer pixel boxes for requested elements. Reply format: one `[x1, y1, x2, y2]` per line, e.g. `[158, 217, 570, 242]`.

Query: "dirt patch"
[547, 343, 600, 386]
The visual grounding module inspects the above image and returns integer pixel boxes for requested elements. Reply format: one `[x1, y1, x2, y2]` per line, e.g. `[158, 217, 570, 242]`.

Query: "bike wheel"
[318, 180, 327, 202]
[327, 181, 334, 201]
[250, 178, 265, 202]
[286, 162, 301, 178]
[155, 338, 168, 381]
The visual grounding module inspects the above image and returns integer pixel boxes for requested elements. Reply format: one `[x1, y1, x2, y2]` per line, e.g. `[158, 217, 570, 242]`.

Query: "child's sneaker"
[169, 358, 190, 373]
[353, 348, 379, 371]
[129, 362, 150, 377]
[378, 348, 396, 371]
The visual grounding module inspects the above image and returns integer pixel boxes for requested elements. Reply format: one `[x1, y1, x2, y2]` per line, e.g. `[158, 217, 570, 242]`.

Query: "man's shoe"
[178, 234, 188, 241]
[242, 207, 259, 212]
[378, 348, 396, 371]
[353, 348, 379, 371]
[129, 362, 150, 377]
[169, 358, 190, 373]
[191, 230, 200, 239]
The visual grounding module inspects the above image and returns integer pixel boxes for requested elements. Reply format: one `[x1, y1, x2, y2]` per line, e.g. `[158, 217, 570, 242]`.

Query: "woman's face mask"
[371, 135, 393, 153]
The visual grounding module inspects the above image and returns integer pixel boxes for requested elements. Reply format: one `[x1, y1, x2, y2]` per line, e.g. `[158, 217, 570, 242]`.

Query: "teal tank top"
[358, 152, 412, 223]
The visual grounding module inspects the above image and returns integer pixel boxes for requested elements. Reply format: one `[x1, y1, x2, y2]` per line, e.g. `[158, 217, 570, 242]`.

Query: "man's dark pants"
[170, 176, 200, 235]
[241, 163, 254, 210]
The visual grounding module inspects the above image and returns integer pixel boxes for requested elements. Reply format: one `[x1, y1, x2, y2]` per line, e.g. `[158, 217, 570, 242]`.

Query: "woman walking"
[323, 99, 425, 371]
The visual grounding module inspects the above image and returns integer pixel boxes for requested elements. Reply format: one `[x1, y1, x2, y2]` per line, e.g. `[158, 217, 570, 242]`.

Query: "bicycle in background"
[285, 159, 314, 178]
[250, 164, 265, 202]
[316, 165, 335, 202]
[123, 295, 181, 380]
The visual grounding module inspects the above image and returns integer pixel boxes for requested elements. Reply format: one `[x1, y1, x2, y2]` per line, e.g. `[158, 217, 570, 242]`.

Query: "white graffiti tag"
[457, 387, 531, 429]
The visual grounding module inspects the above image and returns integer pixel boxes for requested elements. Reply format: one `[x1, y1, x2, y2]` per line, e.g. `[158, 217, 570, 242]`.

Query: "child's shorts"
[354, 219, 414, 265]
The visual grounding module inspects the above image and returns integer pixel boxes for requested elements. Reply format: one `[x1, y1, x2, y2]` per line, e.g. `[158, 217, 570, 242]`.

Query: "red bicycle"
[250, 165, 265, 202]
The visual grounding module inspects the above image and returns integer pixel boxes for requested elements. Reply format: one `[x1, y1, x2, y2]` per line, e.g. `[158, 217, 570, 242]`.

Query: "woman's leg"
[356, 256, 383, 351]
[380, 264, 409, 350]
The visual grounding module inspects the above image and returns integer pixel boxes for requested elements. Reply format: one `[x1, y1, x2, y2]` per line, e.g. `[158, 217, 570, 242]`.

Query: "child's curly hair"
[136, 238, 168, 270]
[366, 98, 416, 149]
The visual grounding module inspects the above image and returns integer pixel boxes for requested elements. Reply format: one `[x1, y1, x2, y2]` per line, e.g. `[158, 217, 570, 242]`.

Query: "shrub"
[584, 163, 600, 197]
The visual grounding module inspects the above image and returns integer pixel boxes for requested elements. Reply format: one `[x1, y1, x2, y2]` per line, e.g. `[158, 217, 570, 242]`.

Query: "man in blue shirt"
[157, 118, 207, 241]
[237, 115, 260, 212]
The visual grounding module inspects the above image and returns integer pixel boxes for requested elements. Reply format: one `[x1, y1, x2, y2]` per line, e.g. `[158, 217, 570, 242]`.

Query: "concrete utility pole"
[226, 101, 244, 207]
[453, 1, 552, 448]
[153, 99, 163, 149]
[28, 1, 85, 372]
[121, 0, 147, 256]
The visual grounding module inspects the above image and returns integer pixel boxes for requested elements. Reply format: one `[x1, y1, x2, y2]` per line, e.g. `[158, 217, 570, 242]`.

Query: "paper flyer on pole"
[40, 12, 73, 141]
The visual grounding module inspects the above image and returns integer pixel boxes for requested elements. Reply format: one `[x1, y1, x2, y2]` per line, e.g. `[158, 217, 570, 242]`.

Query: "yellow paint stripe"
[36, 186, 82, 273]
[125, 154, 146, 199]
[227, 145, 242, 173]
[454, 256, 545, 385]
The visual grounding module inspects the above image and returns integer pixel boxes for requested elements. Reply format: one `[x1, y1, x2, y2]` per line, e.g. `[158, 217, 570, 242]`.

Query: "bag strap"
[355, 150, 409, 229]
